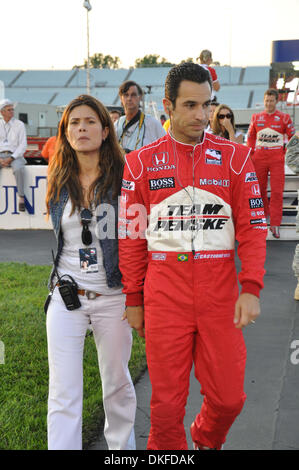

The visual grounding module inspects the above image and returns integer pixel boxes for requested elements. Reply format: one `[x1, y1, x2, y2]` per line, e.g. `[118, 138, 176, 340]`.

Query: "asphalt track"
[1, 230, 298, 450]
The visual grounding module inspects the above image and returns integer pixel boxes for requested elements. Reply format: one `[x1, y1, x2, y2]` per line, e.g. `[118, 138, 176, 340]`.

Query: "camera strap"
[51, 250, 79, 289]
[119, 110, 141, 140]
[119, 110, 145, 150]
[44, 250, 59, 314]
[51, 249, 60, 283]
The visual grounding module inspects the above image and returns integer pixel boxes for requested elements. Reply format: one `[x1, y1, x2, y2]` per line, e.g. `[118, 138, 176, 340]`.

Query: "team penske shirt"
[118, 131, 267, 306]
[247, 110, 295, 152]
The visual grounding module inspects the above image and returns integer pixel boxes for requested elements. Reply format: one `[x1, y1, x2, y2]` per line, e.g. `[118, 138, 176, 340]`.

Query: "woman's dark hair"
[46, 94, 124, 214]
[211, 103, 236, 140]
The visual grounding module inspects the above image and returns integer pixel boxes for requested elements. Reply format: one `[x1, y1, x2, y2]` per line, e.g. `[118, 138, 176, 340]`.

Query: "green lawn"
[0, 263, 146, 450]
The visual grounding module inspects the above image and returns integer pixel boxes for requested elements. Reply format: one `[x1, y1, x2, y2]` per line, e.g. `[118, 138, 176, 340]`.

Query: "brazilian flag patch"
[177, 254, 188, 262]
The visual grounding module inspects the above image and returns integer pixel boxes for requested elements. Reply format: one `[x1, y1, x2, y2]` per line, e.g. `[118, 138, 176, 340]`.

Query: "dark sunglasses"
[218, 113, 233, 119]
[80, 208, 92, 245]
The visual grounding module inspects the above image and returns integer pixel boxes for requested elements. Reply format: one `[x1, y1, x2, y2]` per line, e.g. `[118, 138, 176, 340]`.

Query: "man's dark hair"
[119, 80, 143, 97]
[264, 88, 279, 100]
[165, 62, 212, 107]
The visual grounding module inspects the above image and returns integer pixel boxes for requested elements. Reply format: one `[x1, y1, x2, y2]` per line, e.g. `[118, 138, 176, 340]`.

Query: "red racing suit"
[247, 110, 295, 226]
[118, 131, 267, 450]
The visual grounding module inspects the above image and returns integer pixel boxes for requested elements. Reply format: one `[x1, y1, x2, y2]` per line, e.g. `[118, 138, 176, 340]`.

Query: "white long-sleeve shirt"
[0, 117, 27, 159]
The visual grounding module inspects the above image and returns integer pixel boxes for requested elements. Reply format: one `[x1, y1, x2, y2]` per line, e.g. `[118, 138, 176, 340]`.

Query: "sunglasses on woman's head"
[218, 113, 233, 120]
[80, 208, 92, 245]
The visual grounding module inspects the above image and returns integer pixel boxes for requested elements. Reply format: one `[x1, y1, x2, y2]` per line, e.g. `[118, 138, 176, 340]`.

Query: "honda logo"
[251, 184, 261, 196]
[152, 152, 169, 166]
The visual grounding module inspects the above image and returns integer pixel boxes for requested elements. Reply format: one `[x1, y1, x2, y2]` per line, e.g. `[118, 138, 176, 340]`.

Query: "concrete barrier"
[0, 166, 52, 229]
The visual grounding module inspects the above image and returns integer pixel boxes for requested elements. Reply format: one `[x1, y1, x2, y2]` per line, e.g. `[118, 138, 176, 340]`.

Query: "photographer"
[45, 95, 136, 450]
[115, 80, 165, 153]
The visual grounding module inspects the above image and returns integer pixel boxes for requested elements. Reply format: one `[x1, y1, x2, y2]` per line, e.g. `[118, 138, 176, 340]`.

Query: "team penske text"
[119, 202, 231, 238]
[154, 203, 228, 232]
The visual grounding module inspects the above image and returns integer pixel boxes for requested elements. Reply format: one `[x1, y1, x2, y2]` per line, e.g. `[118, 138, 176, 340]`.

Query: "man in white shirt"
[0, 99, 27, 212]
[115, 80, 165, 153]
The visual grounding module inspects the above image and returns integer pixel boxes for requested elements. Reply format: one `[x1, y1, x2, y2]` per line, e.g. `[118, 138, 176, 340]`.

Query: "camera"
[58, 277, 81, 310]
[44, 251, 82, 314]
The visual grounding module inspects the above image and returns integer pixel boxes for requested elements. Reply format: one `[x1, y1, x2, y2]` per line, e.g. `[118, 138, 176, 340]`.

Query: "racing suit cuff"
[125, 292, 143, 307]
[241, 281, 261, 298]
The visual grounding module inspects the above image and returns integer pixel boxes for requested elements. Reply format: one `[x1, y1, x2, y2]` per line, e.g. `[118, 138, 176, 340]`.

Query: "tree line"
[73, 53, 220, 69]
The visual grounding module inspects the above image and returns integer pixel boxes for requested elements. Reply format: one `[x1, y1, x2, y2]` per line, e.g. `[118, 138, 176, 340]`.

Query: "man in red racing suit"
[119, 63, 267, 450]
[247, 88, 295, 238]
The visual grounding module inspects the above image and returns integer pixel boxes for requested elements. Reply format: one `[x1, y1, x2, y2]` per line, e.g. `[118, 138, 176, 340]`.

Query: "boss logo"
[149, 177, 175, 190]
[249, 198, 264, 209]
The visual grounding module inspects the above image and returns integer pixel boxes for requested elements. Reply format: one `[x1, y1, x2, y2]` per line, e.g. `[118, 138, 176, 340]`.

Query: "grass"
[0, 262, 147, 450]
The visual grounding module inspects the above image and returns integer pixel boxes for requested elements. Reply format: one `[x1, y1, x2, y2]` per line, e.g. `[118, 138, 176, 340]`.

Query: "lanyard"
[1, 120, 11, 143]
[120, 112, 145, 150]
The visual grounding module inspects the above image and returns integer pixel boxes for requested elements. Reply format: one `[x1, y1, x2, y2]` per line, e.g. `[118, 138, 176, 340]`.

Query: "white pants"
[46, 288, 136, 450]
[0, 154, 26, 197]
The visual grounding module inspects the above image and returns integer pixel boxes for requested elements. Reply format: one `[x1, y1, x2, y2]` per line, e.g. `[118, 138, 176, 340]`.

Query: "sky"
[1, 0, 299, 70]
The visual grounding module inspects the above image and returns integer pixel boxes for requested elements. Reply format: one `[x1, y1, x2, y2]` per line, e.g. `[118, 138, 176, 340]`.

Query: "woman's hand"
[222, 117, 234, 133]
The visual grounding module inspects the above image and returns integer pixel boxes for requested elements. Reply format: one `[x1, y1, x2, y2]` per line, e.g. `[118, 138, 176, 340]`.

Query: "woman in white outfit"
[45, 95, 136, 450]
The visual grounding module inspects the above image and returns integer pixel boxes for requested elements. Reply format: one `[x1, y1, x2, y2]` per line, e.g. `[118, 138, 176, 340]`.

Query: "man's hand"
[234, 293, 260, 329]
[122, 306, 145, 338]
[0, 157, 13, 167]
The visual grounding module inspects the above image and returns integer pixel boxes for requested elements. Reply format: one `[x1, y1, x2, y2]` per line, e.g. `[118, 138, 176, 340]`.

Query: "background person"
[115, 80, 165, 153]
[0, 99, 27, 212]
[197, 49, 220, 98]
[211, 104, 243, 143]
[285, 131, 299, 300]
[119, 63, 267, 450]
[163, 118, 170, 132]
[45, 95, 136, 450]
[41, 134, 57, 163]
[247, 88, 295, 239]
[160, 114, 167, 126]
[109, 109, 122, 123]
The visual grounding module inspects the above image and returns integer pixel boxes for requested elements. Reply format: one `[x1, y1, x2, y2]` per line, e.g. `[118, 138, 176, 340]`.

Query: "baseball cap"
[0, 99, 14, 110]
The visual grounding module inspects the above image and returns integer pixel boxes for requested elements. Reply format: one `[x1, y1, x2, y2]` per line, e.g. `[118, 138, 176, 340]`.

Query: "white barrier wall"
[0, 166, 52, 229]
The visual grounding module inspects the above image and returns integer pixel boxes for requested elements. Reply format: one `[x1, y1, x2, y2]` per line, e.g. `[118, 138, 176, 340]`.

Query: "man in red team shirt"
[119, 63, 267, 450]
[247, 88, 295, 238]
